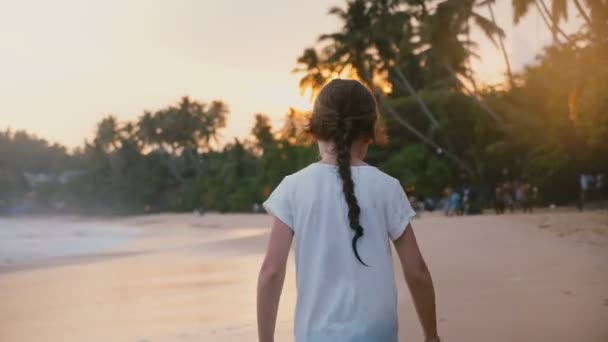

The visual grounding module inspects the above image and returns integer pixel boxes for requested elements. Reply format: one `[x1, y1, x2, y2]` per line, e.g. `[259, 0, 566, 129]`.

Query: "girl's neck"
[317, 140, 368, 166]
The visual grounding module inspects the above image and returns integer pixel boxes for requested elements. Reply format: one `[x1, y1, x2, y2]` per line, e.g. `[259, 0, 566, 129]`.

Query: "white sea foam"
[0, 217, 140, 265]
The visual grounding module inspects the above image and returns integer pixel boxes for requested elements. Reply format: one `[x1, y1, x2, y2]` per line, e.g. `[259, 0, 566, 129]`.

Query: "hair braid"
[309, 79, 382, 266]
[334, 115, 368, 266]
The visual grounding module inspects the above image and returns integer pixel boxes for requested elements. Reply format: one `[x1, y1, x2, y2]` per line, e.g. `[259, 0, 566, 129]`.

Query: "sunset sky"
[0, 0, 582, 149]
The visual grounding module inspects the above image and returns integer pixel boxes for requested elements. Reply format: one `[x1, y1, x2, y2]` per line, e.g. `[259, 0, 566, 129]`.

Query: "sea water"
[0, 217, 140, 266]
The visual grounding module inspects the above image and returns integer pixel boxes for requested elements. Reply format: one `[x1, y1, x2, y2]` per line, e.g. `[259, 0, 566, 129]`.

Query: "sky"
[0, 0, 583, 149]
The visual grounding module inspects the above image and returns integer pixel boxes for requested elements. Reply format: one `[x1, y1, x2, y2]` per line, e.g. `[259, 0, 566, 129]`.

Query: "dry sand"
[0, 210, 607, 341]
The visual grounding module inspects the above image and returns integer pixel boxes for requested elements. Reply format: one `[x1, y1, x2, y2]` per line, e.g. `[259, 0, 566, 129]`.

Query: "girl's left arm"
[257, 216, 293, 342]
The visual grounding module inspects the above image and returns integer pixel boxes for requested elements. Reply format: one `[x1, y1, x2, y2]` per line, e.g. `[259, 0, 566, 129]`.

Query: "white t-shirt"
[263, 162, 416, 342]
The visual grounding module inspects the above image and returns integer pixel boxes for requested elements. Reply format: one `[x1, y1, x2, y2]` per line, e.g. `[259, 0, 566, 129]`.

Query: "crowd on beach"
[406, 185, 476, 217]
[404, 172, 607, 218]
[406, 182, 532, 217]
[493, 181, 536, 215]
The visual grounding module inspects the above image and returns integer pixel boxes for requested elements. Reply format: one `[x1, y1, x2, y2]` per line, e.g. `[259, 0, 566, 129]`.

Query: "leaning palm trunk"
[392, 66, 466, 170]
[444, 64, 505, 126]
[375, 91, 475, 176]
[358, 68, 474, 176]
[535, 0, 577, 46]
[572, 0, 592, 26]
[358, 70, 475, 176]
[391, 67, 440, 129]
[487, 2, 514, 88]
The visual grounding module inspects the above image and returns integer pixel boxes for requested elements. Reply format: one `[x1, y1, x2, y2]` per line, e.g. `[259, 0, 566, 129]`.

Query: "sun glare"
[297, 65, 393, 106]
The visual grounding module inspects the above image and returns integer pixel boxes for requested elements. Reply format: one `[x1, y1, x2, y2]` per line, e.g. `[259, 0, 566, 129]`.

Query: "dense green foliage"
[1, 0, 606, 214]
[0, 102, 317, 214]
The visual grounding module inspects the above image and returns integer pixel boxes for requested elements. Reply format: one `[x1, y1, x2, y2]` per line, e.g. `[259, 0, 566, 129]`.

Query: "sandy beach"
[1, 210, 607, 342]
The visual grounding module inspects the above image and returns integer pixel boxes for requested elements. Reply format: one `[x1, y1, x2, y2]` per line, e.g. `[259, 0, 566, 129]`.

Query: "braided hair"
[308, 79, 386, 266]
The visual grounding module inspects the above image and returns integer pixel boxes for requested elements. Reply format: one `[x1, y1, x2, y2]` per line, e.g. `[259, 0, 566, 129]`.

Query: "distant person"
[442, 186, 453, 216]
[495, 184, 505, 214]
[425, 197, 436, 211]
[462, 184, 471, 215]
[448, 189, 462, 216]
[195, 203, 206, 215]
[531, 185, 539, 208]
[252, 203, 262, 213]
[597, 173, 606, 200]
[579, 173, 591, 211]
[514, 180, 523, 211]
[588, 174, 597, 201]
[257, 80, 440, 342]
[416, 194, 427, 214]
[519, 182, 532, 213]
[503, 181, 515, 213]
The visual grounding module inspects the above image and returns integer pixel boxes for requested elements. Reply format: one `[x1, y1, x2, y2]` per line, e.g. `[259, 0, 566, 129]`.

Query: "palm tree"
[367, 0, 441, 129]
[316, 0, 443, 129]
[374, 91, 475, 175]
[318, 0, 378, 85]
[418, 0, 507, 124]
[251, 113, 275, 151]
[294, 0, 475, 174]
[317, 0, 441, 126]
[573, 0, 592, 26]
[136, 111, 161, 151]
[292, 48, 330, 100]
[584, 0, 608, 43]
[512, 0, 575, 46]
[419, 0, 505, 85]
[95, 115, 120, 152]
[120, 122, 141, 152]
[482, 0, 514, 87]
[202, 100, 229, 149]
[153, 97, 229, 154]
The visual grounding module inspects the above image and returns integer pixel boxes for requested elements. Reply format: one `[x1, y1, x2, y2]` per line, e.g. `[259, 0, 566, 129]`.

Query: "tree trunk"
[375, 91, 475, 176]
[392, 67, 440, 129]
[359, 67, 474, 176]
[465, 19, 479, 93]
[158, 144, 182, 182]
[444, 64, 505, 126]
[487, 2, 514, 88]
[537, 0, 559, 42]
[573, 0, 592, 26]
[535, 0, 577, 46]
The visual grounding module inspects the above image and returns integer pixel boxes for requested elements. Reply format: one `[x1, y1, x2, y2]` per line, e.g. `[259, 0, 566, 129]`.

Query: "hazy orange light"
[568, 91, 578, 122]
[298, 64, 392, 105]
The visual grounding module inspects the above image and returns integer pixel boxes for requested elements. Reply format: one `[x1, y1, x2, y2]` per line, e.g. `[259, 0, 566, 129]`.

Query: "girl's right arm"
[257, 216, 293, 342]
[393, 224, 440, 342]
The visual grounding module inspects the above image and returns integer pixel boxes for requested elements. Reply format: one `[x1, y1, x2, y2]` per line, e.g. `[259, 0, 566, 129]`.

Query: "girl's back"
[264, 162, 415, 341]
[256, 79, 439, 342]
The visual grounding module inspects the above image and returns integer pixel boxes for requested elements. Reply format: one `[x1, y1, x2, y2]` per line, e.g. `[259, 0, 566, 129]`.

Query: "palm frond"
[551, 0, 568, 25]
[318, 32, 345, 43]
[512, 0, 534, 24]
[328, 6, 347, 19]
[473, 13, 505, 48]
[476, 0, 496, 6]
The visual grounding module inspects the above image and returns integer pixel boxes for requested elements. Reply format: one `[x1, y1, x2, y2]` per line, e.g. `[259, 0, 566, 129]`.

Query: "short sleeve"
[263, 176, 294, 231]
[387, 181, 416, 240]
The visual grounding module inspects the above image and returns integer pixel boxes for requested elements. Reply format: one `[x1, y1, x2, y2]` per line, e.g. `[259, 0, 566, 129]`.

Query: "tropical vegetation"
[1, 0, 606, 214]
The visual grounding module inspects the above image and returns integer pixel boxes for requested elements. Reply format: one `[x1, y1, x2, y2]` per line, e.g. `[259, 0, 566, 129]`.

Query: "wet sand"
[1, 210, 607, 341]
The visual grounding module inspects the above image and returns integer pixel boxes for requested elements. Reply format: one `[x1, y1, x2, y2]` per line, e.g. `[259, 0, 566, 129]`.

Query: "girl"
[257, 79, 440, 342]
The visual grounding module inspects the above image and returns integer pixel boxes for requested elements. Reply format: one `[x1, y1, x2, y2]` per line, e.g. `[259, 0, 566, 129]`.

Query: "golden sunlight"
[298, 64, 393, 105]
